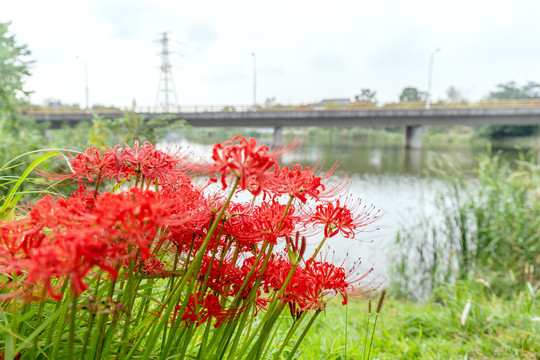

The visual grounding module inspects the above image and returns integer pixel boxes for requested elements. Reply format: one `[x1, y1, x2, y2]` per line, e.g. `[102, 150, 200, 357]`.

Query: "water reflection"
[284, 141, 526, 176]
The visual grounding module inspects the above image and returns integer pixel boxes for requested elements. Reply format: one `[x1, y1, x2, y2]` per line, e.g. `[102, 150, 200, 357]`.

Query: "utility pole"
[155, 32, 179, 112]
[252, 52, 257, 110]
[426, 48, 441, 110]
[76, 56, 89, 110]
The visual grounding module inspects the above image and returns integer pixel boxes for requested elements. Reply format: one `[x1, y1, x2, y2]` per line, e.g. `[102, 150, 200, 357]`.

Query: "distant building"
[320, 98, 351, 105]
[44, 98, 63, 107]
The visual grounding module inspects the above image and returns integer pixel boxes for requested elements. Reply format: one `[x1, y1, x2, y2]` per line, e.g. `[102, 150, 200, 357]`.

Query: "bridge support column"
[405, 125, 423, 149]
[274, 126, 283, 145]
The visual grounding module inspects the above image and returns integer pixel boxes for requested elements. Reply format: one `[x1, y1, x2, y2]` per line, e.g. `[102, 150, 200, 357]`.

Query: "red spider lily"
[275, 258, 376, 312]
[137, 256, 168, 278]
[0, 134, 385, 360]
[116, 141, 189, 185]
[221, 202, 262, 250]
[92, 188, 183, 260]
[0, 187, 191, 299]
[25, 229, 119, 299]
[174, 291, 239, 328]
[16, 195, 93, 255]
[249, 198, 299, 244]
[269, 163, 335, 203]
[70, 181, 98, 210]
[0, 217, 120, 300]
[38, 146, 118, 185]
[198, 255, 258, 299]
[67, 147, 116, 183]
[309, 196, 380, 238]
[42, 141, 190, 187]
[200, 136, 279, 195]
[262, 255, 294, 293]
[161, 181, 212, 252]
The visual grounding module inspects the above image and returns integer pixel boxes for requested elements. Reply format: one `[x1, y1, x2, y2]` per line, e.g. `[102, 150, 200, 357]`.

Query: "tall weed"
[393, 150, 540, 300]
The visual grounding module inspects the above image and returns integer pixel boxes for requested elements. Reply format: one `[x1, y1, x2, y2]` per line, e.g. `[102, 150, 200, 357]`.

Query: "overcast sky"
[2, 0, 540, 108]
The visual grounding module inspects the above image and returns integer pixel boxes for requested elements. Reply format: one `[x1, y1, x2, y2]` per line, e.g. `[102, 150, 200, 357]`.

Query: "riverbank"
[179, 124, 540, 151]
[3, 119, 538, 359]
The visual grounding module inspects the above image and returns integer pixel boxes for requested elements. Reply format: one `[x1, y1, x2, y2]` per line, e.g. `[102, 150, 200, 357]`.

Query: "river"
[168, 134, 531, 281]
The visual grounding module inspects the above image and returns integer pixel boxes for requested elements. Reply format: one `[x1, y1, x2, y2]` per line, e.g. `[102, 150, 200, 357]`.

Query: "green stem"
[285, 310, 322, 360]
[271, 310, 309, 360]
[311, 236, 328, 259]
[44, 279, 69, 357]
[118, 269, 141, 358]
[30, 289, 48, 359]
[344, 301, 348, 360]
[362, 313, 371, 360]
[260, 309, 287, 360]
[92, 275, 118, 360]
[81, 273, 103, 360]
[68, 295, 78, 359]
[238, 259, 299, 356]
[143, 178, 241, 360]
[366, 313, 380, 360]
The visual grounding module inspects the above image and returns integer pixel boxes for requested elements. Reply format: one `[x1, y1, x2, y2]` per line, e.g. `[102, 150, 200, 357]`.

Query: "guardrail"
[18, 99, 540, 116]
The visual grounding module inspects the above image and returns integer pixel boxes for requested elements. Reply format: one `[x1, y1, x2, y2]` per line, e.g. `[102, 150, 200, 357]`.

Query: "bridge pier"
[405, 125, 423, 149]
[274, 126, 283, 145]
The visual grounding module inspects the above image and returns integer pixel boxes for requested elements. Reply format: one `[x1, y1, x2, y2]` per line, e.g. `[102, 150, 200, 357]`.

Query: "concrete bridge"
[20, 100, 540, 148]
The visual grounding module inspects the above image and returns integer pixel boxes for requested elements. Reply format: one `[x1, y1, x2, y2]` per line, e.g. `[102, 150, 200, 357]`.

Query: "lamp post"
[76, 56, 89, 110]
[426, 48, 441, 110]
[252, 52, 256, 110]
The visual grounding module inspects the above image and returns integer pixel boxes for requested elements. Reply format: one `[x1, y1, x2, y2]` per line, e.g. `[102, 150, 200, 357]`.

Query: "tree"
[0, 21, 32, 117]
[354, 88, 377, 103]
[399, 87, 425, 102]
[0, 22, 43, 198]
[480, 81, 540, 139]
[264, 96, 277, 108]
[446, 86, 465, 103]
[488, 81, 540, 100]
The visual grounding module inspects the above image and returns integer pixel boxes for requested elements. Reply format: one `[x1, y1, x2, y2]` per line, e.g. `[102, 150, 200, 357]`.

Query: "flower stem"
[68, 295, 78, 359]
[285, 310, 322, 360]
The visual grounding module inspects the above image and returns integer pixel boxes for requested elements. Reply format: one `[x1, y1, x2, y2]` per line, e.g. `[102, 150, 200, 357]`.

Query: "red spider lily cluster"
[0, 136, 380, 331]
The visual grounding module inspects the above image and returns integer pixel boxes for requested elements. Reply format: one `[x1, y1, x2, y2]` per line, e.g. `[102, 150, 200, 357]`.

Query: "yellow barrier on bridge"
[18, 98, 540, 115]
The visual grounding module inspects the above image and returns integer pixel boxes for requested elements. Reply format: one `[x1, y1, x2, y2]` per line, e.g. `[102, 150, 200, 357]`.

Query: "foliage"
[0, 117, 50, 198]
[445, 86, 466, 103]
[478, 81, 540, 139]
[476, 124, 538, 139]
[399, 87, 426, 102]
[0, 113, 187, 199]
[0, 22, 59, 200]
[355, 89, 377, 103]
[0, 21, 32, 118]
[392, 151, 540, 300]
[85, 112, 186, 147]
[488, 81, 540, 100]
[0, 137, 380, 359]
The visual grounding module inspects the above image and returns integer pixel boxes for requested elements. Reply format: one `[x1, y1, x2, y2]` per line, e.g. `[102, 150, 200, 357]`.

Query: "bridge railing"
[18, 98, 540, 115]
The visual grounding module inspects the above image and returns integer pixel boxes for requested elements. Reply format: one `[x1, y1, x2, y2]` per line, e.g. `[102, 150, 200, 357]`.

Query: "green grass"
[293, 281, 539, 359]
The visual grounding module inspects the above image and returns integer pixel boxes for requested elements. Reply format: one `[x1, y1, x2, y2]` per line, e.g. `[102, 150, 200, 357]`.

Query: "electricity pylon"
[155, 32, 178, 112]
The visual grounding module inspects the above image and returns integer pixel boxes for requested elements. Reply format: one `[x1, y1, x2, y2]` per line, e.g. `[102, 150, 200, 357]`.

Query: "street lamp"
[426, 48, 441, 110]
[252, 52, 256, 110]
[76, 56, 89, 110]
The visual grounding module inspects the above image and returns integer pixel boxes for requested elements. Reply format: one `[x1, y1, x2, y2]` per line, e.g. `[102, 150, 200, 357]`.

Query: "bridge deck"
[23, 106, 540, 128]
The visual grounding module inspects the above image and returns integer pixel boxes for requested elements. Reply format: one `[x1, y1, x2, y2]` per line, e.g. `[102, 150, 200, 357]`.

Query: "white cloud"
[3, 0, 540, 107]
